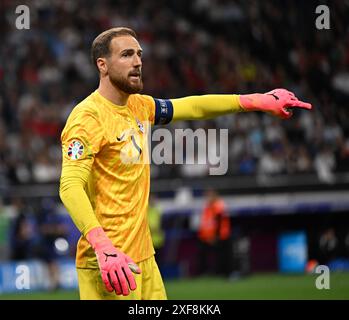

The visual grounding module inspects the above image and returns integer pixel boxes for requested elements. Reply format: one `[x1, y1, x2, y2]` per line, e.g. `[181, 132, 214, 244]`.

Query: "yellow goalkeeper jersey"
[60, 88, 242, 268]
[61, 90, 156, 268]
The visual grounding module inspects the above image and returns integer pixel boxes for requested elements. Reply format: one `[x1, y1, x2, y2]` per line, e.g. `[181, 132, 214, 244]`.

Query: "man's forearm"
[171, 94, 243, 121]
[59, 167, 101, 236]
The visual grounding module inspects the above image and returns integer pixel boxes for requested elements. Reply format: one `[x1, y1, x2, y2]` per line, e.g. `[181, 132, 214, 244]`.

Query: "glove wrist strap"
[239, 93, 263, 111]
[86, 226, 114, 252]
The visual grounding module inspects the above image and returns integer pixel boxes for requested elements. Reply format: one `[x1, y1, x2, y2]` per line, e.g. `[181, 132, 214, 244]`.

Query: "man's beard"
[109, 72, 143, 94]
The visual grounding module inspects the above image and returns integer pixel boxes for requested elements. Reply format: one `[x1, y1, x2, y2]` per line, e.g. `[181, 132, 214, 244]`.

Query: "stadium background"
[0, 0, 349, 299]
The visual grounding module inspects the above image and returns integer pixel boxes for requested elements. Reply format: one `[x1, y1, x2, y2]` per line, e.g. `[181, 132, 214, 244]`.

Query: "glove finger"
[297, 100, 312, 109]
[116, 266, 130, 296]
[125, 256, 142, 274]
[279, 108, 293, 119]
[101, 271, 114, 292]
[128, 263, 141, 274]
[287, 99, 312, 110]
[123, 265, 138, 291]
[109, 271, 122, 295]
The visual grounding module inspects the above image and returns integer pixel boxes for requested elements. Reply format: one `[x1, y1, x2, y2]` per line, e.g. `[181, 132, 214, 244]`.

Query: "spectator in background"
[10, 198, 39, 261]
[148, 195, 165, 268]
[345, 232, 349, 258]
[197, 189, 231, 277]
[315, 145, 336, 184]
[0, 0, 348, 186]
[318, 228, 340, 265]
[37, 198, 69, 290]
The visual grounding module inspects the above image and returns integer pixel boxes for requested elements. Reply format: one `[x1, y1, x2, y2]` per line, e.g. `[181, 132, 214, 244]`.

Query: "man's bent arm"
[60, 165, 140, 294]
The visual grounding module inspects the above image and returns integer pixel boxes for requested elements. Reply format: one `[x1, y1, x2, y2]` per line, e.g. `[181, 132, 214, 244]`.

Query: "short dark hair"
[91, 27, 137, 69]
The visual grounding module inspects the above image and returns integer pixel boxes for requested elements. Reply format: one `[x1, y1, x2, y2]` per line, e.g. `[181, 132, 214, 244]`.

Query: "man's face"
[104, 35, 143, 94]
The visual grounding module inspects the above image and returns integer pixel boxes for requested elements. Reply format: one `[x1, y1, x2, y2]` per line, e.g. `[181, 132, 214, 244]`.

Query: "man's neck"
[97, 78, 129, 106]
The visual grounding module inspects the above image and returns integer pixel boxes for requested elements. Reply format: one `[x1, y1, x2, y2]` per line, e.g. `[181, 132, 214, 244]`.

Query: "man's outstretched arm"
[152, 88, 312, 124]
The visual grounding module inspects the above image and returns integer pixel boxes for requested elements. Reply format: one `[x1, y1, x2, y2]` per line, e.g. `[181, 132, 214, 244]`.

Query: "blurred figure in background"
[148, 195, 165, 268]
[345, 231, 349, 258]
[37, 198, 69, 290]
[10, 198, 39, 261]
[197, 189, 231, 277]
[318, 227, 339, 265]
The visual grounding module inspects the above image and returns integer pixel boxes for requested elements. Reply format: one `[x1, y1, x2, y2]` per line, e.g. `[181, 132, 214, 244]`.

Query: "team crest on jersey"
[67, 140, 84, 160]
[136, 118, 144, 133]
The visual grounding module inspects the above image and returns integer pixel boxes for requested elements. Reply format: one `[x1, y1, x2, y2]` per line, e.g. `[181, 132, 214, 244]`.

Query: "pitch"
[0, 273, 348, 300]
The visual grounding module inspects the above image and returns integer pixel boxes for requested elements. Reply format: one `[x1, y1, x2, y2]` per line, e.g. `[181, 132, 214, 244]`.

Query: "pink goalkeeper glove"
[86, 227, 141, 296]
[239, 88, 312, 119]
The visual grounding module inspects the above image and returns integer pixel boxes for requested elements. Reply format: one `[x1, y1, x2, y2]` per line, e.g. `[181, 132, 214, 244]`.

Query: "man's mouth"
[129, 72, 141, 79]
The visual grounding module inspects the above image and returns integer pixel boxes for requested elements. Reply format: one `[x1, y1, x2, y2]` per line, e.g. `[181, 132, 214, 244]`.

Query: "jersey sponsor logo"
[67, 140, 84, 160]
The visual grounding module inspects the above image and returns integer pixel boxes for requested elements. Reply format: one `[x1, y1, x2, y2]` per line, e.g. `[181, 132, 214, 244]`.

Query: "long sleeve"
[59, 104, 105, 237]
[171, 94, 243, 121]
[59, 165, 101, 236]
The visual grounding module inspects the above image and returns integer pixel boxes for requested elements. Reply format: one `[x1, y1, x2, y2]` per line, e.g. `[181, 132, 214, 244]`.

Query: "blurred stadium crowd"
[0, 1, 349, 289]
[0, 0, 349, 191]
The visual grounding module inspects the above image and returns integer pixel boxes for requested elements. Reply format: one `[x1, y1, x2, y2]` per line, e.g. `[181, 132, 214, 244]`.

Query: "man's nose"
[133, 55, 142, 67]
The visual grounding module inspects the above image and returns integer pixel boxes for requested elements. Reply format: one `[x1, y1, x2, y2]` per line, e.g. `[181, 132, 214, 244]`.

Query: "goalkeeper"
[59, 27, 312, 300]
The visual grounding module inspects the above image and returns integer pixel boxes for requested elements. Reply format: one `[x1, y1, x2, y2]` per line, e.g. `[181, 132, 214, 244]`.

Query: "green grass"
[166, 273, 349, 300]
[1, 273, 349, 300]
[0, 289, 79, 300]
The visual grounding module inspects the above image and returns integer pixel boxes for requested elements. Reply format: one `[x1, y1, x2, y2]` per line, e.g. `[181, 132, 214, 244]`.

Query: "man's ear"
[97, 57, 108, 75]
